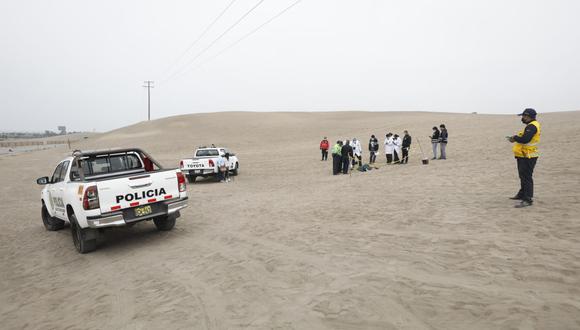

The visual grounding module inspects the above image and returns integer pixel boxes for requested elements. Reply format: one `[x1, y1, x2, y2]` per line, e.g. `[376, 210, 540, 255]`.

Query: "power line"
[160, 0, 238, 81]
[167, 0, 303, 81]
[188, 0, 303, 75]
[162, 0, 266, 84]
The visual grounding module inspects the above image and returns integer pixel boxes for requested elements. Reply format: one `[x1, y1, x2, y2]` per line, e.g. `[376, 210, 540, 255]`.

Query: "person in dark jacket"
[368, 135, 379, 164]
[430, 126, 440, 160]
[331, 140, 343, 175]
[439, 124, 448, 159]
[402, 130, 412, 164]
[341, 140, 353, 174]
[508, 108, 541, 208]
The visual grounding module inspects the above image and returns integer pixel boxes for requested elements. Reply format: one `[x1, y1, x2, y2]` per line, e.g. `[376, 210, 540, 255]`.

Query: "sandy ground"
[0, 145, 61, 157]
[1, 111, 579, 329]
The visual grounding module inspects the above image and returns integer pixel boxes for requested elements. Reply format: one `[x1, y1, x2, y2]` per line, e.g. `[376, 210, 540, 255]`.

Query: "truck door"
[47, 162, 63, 216]
[50, 161, 69, 219]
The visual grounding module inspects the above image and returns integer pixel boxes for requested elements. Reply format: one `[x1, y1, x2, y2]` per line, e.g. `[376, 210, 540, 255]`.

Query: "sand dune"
[1, 111, 579, 329]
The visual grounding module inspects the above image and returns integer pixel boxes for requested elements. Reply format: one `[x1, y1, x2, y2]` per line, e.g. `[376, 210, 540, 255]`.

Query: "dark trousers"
[369, 151, 376, 163]
[332, 154, 341, 175]
[386, 154, 393, 164]
[342, 157, 350, 174]
[393, 150, 400, 164]
[402, 147, 409, 163]
[516, 157, 538, 202]
[321, 149, 328, 161]
[352, 155, 362, 167]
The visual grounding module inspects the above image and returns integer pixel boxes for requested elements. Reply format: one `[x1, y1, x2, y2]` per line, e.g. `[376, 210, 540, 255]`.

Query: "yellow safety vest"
[513, 120, 540, 158]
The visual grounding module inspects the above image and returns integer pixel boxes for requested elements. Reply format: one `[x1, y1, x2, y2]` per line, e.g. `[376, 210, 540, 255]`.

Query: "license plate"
[134, 205, 152, 217]
[194, 170, 201, 174]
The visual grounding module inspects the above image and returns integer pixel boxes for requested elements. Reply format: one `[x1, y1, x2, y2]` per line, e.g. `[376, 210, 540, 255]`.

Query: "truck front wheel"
[70, 213, 97, 254]
[153, 214, 176, 231]
[41, 203, 65, 231]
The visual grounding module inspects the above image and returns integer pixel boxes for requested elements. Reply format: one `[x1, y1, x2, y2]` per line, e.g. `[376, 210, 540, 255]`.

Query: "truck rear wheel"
[187, 175, 196, 183]
[70, 213, 97, 254]
[232, 163, 239, 176]
[154, 215, 176, 231]
[42, 203, 65, 231]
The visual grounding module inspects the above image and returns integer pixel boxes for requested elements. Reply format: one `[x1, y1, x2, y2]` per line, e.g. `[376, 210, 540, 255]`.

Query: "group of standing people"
[382, 131, 412, 164]
[328, 139, 362, 175]
[430, 124, 449, 160]
[324, 131, 414, 175]
[321, 125, 448, 174]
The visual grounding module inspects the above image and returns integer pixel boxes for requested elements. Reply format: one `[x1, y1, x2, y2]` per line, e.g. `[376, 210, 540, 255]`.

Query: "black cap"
[518, 108, 537, 118]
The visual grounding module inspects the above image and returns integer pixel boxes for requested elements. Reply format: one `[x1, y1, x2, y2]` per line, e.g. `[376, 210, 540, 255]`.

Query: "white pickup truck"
[36, 148, 188, 253]
[179, 147, 239, 183]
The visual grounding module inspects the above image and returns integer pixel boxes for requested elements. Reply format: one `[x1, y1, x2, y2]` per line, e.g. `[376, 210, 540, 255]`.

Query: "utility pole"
[143, 81, 154, 121]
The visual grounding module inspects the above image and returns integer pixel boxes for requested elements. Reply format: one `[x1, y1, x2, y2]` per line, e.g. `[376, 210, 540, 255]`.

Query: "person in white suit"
[393, 134, 403, 164]
[384, 133, 394, 164]
[351, 138, 362, 168]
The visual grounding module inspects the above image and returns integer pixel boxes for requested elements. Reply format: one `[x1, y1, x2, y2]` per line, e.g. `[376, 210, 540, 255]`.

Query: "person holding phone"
[507, 108, 541, 208]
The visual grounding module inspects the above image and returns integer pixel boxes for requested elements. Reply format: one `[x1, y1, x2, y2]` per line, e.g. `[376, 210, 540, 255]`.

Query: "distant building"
[58, 126, 66, 135]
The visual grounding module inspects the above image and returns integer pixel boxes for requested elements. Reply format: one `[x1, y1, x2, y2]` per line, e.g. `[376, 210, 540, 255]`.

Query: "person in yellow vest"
[508, 108, 540, 208]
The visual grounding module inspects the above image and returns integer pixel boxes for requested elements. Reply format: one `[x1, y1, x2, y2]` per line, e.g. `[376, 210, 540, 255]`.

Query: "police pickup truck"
[36, 148, 188, 253]
[179, 147, 239, 183]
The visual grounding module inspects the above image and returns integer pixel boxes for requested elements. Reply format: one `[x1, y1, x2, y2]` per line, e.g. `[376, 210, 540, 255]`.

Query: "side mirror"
[37, 177, 49, 185]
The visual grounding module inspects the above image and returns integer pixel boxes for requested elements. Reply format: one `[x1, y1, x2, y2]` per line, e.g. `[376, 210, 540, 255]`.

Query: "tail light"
[83, 186, 100, 210]
[176, 172, 186, 192]
[179, 160, 183, 168]
[208, 159, 215, 167]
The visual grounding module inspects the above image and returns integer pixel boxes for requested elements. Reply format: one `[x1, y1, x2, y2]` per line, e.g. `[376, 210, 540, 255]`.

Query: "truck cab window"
[92, 157, 110, 174]
[126, 154, 142, 169]
[51, 163, 63, 183]
[70, 162, 80, 181]
[58, 161, 70, 183]
[79, 153, 144, 178]
[109, 156, 124, 172]
[196, 149, 219, 157]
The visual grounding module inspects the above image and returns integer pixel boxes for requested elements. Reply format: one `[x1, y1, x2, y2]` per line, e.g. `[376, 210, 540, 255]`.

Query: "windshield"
[195, 149, 219, 157]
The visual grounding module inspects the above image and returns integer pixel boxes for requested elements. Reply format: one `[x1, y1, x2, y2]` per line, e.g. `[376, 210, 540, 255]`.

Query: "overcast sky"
[1, 0, 579, 132]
